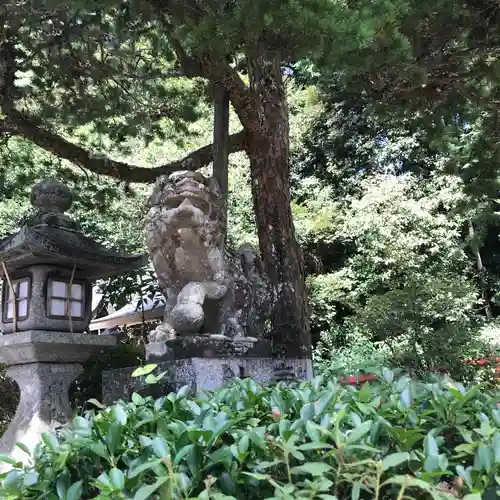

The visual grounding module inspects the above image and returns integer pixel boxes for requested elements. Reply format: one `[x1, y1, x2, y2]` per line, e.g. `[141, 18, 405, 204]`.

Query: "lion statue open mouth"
[145, 171, 271, 343]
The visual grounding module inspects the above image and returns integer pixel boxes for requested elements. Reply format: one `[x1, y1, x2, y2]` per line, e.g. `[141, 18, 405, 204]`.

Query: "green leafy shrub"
[1, 373, 500, 499]
[313, 323, 390, 378]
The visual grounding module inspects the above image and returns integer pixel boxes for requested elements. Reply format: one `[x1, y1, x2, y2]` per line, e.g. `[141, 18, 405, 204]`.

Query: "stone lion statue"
[145, 171, 271, 342]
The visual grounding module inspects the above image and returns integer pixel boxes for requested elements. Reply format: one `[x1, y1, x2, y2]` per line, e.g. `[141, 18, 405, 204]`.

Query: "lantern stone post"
[0, 179, 147, 471]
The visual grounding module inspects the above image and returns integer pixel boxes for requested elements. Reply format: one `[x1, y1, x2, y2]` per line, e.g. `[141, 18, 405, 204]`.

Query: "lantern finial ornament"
[30, 179, 73, 214]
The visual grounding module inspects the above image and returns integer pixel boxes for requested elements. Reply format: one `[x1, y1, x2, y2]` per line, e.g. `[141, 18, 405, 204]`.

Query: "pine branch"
[6, 110, 247, 183]
[161, 22, 204, 78]
[148, 0, 260, 129]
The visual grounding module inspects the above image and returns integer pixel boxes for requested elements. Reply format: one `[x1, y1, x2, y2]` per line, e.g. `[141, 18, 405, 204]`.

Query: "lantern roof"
[0, 179, 148, 279]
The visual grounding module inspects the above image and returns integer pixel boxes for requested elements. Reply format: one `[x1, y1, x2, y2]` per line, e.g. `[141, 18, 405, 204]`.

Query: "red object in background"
[463, 356, 500, 381]
[340, 374, 377, 385]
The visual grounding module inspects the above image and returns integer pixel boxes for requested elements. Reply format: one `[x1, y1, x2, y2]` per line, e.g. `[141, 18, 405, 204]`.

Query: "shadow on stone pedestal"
[0, 331, 116, 473]
[102, 336, 313, 405]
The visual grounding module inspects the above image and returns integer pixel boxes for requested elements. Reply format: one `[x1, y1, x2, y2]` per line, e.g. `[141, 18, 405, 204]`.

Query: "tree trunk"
[245, 51, 311, 359]
[468, 219, 493, 320]
[212, 84, 230, 239]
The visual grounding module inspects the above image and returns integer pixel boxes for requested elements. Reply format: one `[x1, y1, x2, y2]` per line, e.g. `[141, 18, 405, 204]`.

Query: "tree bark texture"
[243, 51, 311, 358]
[212, 84, 230, 240]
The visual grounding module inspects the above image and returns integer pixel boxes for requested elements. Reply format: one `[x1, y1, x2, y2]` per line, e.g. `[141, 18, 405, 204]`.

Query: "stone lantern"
[0, 179, 147, 470]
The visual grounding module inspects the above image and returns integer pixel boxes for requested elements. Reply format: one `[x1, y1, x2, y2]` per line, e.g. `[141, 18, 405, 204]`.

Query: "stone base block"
[102, 357, 313, 405]
[0, 330, 116, 365]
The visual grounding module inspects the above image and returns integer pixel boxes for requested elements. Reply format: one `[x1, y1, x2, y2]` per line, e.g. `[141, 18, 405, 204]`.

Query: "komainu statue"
[145, 171, 271, 342]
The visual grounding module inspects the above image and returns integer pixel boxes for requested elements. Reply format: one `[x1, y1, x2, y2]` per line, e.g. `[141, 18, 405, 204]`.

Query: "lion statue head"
[146, 170, 225, 249]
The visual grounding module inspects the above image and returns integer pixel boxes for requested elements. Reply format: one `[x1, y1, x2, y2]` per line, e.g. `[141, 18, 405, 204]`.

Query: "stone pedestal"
[146, 335, 272, 362]
[0, 363, 82, 469]
[102, 336, 312, 404]
[0, 331, 116, 472]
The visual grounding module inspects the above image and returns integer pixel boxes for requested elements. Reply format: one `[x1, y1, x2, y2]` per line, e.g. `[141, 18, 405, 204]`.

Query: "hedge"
[0, 370, 499, 499]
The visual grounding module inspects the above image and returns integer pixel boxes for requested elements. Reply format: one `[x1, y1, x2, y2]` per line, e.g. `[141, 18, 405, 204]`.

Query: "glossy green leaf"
[297, 442, 333, 451]
[66, 480, 83, 500]
[186, 400, 201, 415]
[177, 385, 190, 398]
[174, 444, 195, 465]
[300, 402, 315, 421]
[111, 405, 128, 426]
[242, 472, 269, 481]
[474, 445, 494, 472]
[94, 472, 113, 490]
[15, 442, 31, 457]
[23, 471, 39, 487]
[128, 460, 162, 479]
[133, 477, 169, 500]
[41, 433, 59, 452]
[152, 437, 170, 458]
[209, 446, 233, 469]
[291, 462, 332, 476]
[346, 420, 372, 444]
[382, 452, 409, 471]
[73, 416, 89, 430]
[493, 434, 500, 462]
[238, 435, 250, 454]
[400, 387, 412, 408]
[109, 468, 125, 490]
[424, 454, 440, 473]
[351, 481, 361, 500]
[314, 391, 334, 416]
[87, 398, 106, 409]
[56, 473, 70, 499]
[131, 393, 145, 406]
[107, 423, 123, 455]
[456, 465, 473, 489]
[0, 454, 19, 466]
[423, 433, 438, 456]
[91, 441, 110, 461]
[132, 364, 158, 377]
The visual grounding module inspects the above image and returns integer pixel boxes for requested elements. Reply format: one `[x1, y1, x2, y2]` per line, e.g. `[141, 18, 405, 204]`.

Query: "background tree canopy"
[1, 0, 500, 377]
